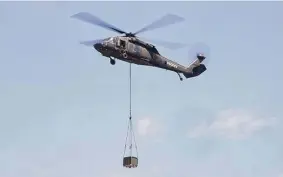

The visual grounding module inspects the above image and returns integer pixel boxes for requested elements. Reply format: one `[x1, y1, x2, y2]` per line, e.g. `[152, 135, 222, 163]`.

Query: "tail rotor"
[188, 42, 211, 66]
[182, 42, 211, 79]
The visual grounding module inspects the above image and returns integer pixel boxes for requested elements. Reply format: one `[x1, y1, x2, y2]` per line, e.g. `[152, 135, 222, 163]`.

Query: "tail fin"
[183, 54, 207, 78]
[187, 54, 206, 70]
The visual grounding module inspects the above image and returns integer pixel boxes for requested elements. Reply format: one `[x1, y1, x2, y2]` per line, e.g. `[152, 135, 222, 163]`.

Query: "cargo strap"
[123, 63, 138, 159]
[129, 63, 132, 118]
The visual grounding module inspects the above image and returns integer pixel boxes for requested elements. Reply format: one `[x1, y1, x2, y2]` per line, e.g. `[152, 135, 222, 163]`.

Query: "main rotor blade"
[139, 37, 188, 50]
[71, 12, 126, 34]
[79, 39, 105, 47]
[133, 14, 185, 35]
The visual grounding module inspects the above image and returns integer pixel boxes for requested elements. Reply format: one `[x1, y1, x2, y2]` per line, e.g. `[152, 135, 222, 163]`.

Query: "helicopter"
[71, 12, 210, 81]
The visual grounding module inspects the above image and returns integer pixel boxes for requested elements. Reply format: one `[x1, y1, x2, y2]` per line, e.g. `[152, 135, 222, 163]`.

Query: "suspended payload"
[123, 116, 138, 168]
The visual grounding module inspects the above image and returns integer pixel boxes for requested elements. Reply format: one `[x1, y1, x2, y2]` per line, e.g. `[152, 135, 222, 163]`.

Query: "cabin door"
[116, 39, 126, 50]
[128, 43, 141, 57]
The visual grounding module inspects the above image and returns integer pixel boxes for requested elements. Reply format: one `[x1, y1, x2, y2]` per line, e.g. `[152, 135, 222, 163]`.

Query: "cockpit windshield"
[105, 37, 115, 43]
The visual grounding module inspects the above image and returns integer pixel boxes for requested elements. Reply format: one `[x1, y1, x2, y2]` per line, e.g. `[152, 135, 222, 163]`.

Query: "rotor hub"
[125, 33, 135, 37]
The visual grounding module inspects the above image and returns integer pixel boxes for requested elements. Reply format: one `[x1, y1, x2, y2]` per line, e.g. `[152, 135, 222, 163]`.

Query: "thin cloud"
[137, 118, 151, 136]
[136, 117, 164, 140]
[187, 109, 277, 140]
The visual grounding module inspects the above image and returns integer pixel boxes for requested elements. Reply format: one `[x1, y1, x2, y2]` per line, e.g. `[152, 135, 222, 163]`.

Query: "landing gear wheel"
[110, 58, 116, 65]
[177, 72, 183, 81]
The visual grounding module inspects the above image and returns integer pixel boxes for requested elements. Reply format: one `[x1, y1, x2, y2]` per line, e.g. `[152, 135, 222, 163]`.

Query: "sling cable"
[123, 63, 138, 168]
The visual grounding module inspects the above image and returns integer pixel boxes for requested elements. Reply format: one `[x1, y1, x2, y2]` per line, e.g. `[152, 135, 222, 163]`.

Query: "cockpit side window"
[112, 37, 117, 44]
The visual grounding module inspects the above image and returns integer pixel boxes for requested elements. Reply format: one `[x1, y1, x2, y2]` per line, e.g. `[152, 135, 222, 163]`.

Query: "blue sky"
[0, 1, 283, 177]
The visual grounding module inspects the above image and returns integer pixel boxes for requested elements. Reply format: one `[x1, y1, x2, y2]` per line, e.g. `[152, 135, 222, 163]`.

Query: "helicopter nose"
[94, 42, 103, 51]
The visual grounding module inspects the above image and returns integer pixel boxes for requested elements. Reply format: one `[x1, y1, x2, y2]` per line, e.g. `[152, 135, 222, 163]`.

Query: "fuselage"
[93, 36, 188, 73]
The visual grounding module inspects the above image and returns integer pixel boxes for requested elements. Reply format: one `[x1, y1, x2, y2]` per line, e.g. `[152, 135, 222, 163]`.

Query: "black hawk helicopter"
[71, 12, 210, 81]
